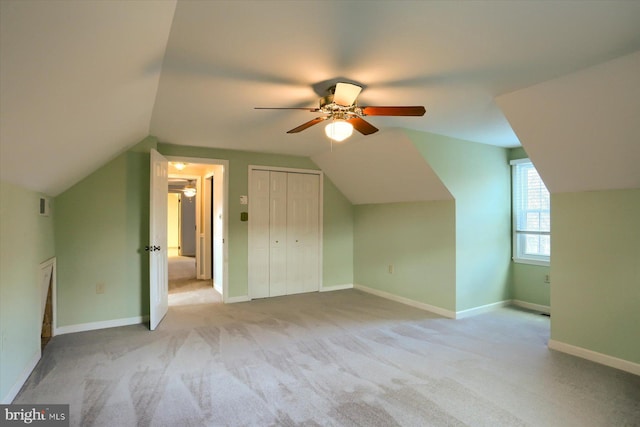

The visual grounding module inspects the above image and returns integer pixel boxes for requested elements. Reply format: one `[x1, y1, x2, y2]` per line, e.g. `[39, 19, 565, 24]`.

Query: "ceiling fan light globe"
[325, 121, 353, 142]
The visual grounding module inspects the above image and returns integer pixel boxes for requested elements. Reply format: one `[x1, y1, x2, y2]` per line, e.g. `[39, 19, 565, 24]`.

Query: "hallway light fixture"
[183, 180, 196, 198]
[172, 162, 187, 171]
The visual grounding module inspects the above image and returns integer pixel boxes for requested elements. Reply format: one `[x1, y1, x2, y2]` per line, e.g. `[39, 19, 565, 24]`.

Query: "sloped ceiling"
[0, 0, 177, 196]
[312, 129, 452, 205]
[496, 51, 640, 193]
[2, 1, 640, 197]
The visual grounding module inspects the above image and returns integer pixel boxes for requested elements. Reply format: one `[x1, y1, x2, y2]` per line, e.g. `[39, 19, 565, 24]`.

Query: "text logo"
[0, 405, 69, 426]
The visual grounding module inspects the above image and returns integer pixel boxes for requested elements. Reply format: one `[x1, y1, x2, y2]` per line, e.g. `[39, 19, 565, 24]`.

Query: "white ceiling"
[0, 0, 176, 195]
[312, 129, 452, 205]
[2, 1, 640, 196]
[497, 51, 640, 193]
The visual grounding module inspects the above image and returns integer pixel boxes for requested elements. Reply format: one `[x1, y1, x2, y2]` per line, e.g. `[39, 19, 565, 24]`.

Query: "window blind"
[511, 160, 551, 262]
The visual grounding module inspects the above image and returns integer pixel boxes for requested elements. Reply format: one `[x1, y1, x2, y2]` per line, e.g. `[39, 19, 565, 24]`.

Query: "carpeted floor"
[168, 255, 197, 281]
[14, 290, 640, 426]
[168, 255, 219, 306]
[169, 278, 221, 306]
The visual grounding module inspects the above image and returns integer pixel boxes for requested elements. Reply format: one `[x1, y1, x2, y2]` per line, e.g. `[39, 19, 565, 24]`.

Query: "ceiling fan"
[255, 82, 426, 142]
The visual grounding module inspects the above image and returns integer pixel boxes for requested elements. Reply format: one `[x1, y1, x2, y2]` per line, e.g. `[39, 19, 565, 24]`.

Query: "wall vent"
[39, 197, 50, 216]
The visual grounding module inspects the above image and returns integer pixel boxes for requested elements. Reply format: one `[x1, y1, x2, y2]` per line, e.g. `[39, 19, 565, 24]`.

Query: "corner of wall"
[404, 130, 512, 312]
[0, 181, 55, 403]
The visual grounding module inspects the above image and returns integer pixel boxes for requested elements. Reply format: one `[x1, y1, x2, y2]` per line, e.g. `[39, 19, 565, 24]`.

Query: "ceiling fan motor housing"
[319, 94, 362, 118]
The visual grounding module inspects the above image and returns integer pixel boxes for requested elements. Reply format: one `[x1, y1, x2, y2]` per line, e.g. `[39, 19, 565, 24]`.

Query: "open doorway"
[164, 158, 228, 306]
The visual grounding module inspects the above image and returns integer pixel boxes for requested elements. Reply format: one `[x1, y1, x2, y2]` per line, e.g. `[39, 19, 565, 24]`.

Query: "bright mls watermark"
[0, 405, 69, 426]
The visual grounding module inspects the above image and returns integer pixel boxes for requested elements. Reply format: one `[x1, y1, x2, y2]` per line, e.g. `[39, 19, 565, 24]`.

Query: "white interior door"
[150, 149, 168, 330]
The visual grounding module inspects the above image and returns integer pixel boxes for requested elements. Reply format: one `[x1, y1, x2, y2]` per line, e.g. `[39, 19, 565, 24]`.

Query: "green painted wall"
[52, 137, 352, 329]
[508, 147, 528, 161]
[0, 181, 55, 402]
[157, 143, 354, 296]
[407, 130, 512, 311]
[322, 177, 355, 287]
[512, 263, 550, 306]
[551, 189, 640, 363]
[354, 201, 456, 310]
[54, 138, 154, 326]
[508, 147, 550, 307]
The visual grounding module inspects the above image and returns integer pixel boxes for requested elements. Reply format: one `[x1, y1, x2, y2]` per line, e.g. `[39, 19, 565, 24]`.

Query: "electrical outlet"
[388, 264, 394, 274]
[544, 274, 550, 283]
[96, 282, 105, 294]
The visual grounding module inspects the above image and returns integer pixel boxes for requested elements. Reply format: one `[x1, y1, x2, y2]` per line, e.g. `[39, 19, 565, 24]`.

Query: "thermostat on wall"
[240, 195, 248, 205]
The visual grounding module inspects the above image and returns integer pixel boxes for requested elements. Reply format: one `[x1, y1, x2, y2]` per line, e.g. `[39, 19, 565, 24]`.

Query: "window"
[511, 159, 550, 265]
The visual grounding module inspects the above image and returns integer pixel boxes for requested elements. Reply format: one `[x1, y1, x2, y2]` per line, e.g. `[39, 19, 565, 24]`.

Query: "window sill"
[513, 257, 550, 267]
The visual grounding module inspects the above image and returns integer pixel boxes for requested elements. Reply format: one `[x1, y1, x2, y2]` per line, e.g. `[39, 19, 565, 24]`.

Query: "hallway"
[168, 255, 220, 306]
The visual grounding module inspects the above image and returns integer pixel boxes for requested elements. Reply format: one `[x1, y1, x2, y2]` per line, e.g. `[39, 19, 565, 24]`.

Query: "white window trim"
[510, 158, 550, 267]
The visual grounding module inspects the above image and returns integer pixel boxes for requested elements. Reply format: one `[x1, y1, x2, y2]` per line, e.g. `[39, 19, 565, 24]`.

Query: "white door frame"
[166, 156, 229, 302]
[247, 165, 324, 299]
[168, 174, 201, 267]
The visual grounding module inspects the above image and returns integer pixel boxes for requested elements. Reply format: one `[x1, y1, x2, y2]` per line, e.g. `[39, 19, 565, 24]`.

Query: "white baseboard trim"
[354, 284, 456, 319]
[1, 349, 41, 404]
[548, 339, 640, 376]
[55, 315, 148, 335]
[511, 299, 550, 314]
[320, 284, 354, 292]
[455, 300, 511, 319]
[225, 295, 251, 304]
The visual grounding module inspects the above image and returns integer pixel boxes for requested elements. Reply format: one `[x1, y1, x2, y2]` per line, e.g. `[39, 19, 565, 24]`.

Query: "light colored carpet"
[168, 254, 219, 306]
[14, 290, 640, 426]
[169, 278, 221, 306]
[168, 255, 196, 281]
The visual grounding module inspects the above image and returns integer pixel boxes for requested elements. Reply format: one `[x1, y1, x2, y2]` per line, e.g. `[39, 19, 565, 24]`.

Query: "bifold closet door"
[249, 169, 320, 298]
[286, 173, 320, 294]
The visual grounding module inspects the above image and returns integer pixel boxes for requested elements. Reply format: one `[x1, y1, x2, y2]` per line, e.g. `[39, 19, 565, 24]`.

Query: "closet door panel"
[287, 173, 320, 294]
[269, 171, 288, 297]
[248, 170, 270, 298]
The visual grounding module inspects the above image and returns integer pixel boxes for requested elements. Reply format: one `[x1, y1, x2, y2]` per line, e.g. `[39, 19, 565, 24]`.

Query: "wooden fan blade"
[255, 107, 320, 112]
[333, 82, 362, 106]
[287, 117, 327, 133]
[347, 117, 379, 135]
[361, 106, 426, 116]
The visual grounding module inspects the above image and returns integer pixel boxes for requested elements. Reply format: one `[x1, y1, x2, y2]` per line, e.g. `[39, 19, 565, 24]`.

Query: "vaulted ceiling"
[2, 1, 640, 196]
